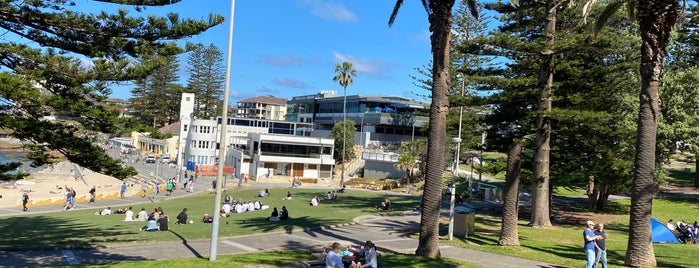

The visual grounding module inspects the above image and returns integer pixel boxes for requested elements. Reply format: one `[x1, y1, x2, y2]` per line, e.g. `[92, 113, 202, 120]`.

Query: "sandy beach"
[0, 161, 125, 209]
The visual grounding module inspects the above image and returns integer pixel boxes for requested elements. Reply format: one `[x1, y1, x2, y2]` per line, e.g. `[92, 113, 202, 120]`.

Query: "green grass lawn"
[436, 187, 699, 268]
[83, 251, 480, 268]
[0, 188, 419, 249]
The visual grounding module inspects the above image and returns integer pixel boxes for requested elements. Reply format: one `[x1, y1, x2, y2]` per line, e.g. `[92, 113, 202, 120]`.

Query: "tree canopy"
[0, 0, 223, 178]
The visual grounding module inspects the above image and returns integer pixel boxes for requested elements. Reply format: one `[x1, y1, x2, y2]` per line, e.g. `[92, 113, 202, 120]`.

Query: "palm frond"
[582, 0, 598, 24]
[388, 0, 405, 27]
[509, 0, 520, 8]
[594, 1, 626, 35]
[466, 0, 479, 19]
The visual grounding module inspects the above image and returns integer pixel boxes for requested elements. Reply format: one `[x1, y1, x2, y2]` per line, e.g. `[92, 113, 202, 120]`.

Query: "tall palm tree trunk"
[499, 142, 522, 246]
[530, 1, 556, 228]
[341, 86, 347, 186]
[625, 0, 679, 266]
[415, 0, 456, 259]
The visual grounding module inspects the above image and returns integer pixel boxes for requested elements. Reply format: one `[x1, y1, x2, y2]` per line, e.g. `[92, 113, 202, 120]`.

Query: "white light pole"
[448, 74, 465, 240]
[210, 0, 235, 261]
[448, 137, 462, 240]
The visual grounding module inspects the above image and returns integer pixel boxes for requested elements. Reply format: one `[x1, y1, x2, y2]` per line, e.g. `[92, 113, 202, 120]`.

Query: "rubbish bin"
[454, 207, 476, 237]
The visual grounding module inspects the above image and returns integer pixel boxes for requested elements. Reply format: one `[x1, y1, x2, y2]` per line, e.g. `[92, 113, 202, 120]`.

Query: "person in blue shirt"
[325, 242, 343, 268]
[584, 220, 601, 268]
[141, 217, 159, 231]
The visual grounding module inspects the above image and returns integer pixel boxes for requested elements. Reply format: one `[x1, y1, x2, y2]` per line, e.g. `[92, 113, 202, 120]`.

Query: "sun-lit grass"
[79, 251, 481, 268]
[435, 191, 699, 268]
[0, 188, 420, 249]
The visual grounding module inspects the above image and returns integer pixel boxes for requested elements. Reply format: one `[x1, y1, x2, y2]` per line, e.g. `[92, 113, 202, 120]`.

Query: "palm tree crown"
[333, 62, 357, 89]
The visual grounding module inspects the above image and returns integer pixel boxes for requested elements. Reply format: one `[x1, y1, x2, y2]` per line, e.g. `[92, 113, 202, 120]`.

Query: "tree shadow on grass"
[0, 215, 139, 249]
[0, 214, 150, 266]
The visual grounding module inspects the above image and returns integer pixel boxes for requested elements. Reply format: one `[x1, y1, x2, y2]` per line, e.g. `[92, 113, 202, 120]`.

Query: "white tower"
[177, 93, 195, 167]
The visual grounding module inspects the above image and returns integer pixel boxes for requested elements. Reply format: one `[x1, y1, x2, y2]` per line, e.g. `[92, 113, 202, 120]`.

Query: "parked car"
[145, 155, 156, 163]
[162, 154, 170, 163]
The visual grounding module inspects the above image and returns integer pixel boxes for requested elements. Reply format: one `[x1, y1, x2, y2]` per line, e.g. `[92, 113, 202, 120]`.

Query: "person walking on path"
[594, 223, 608, 268]
[583, 220, 601, 268]
[140, 181, 148, 198]
[21, 192, 29, 212]
[89, 186, 96, 203]
[120, 182, 127, 199]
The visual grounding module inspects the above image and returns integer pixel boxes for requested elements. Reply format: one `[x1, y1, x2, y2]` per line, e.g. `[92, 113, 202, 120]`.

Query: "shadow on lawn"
[0, 215, 150, 266]
[0, 215, 139, 249]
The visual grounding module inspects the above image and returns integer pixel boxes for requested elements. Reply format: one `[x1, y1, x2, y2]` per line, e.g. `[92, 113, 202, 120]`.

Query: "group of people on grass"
[324, 241, 380, 268]
[667, 219, 698, 243]
[219, 198, 268, 217]
[93, 205, 181, 232]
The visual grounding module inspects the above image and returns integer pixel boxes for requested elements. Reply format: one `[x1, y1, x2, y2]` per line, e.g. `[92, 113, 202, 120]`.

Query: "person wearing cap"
[584, 220, 601, 268]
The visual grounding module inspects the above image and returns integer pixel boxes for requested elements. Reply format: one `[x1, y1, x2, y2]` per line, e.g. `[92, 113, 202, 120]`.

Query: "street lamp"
[448, 136, 462, 240]
[456, 73, 470, 201]
[210, 0, 236, 261]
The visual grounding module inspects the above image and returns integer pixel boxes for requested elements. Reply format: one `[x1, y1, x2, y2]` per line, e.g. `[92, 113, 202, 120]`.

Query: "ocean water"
[0, 151, 38, 175]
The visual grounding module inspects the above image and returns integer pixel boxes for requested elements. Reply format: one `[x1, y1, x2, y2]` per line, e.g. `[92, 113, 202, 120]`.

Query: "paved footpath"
[0, 178, 568, 268]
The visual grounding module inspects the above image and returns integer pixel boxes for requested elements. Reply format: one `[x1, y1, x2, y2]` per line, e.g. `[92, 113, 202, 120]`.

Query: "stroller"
[677, 222, 696, 244]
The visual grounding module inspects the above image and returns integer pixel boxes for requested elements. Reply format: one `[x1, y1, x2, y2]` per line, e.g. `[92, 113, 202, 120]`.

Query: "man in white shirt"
[100, 207, 112, 215]
[222, 203, 232, 214]
[124, 207, 135, 221]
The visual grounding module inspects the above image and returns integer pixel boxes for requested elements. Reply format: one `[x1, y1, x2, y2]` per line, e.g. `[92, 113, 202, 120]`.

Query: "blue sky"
[98, 0, 434, 103]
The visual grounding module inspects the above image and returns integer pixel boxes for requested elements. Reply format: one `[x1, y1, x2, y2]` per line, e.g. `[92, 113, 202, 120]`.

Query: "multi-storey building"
[226, 133, 334, 180]
[285, 90, 429, 146]
[234, 96, 287, 121]
[175, 93, 323, 180]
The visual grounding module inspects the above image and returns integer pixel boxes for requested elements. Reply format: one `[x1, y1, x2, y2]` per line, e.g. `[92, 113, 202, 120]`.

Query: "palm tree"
[395, 153, 417, 189]
[587, 0, 682, 266]
[499, 142, 521, 246]
[333, 61, 357, 186]
[390, 0, 476, 258]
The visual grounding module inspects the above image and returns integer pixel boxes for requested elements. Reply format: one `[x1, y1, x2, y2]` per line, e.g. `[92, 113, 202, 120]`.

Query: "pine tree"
[187, 43, 225, 119]
[0, 1, 223, 178]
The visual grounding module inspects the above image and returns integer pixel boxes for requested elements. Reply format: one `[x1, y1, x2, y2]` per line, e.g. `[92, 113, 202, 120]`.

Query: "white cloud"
[299, 0, 358, 22]
[331, 51, 398, 80]
[257, 54, 304, 67]
[273, 77, 309, 89]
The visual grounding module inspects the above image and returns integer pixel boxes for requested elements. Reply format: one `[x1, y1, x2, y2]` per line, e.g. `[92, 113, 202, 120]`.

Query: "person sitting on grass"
[267, 207, 279, 221]
[280, 206, 289, 220]
[157, 214, 169, 231]
[377, 198, 391, 211]
[124, 207, 135, 221]
[202, 213, 213, 223]
[283, 191, 293, 200]
[349, 241, 379, 268]
[141, 216, 159, 231]
[310, 196, 320, 206]
[136, 207, 148, 221]
[175, 208, 189, 224]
